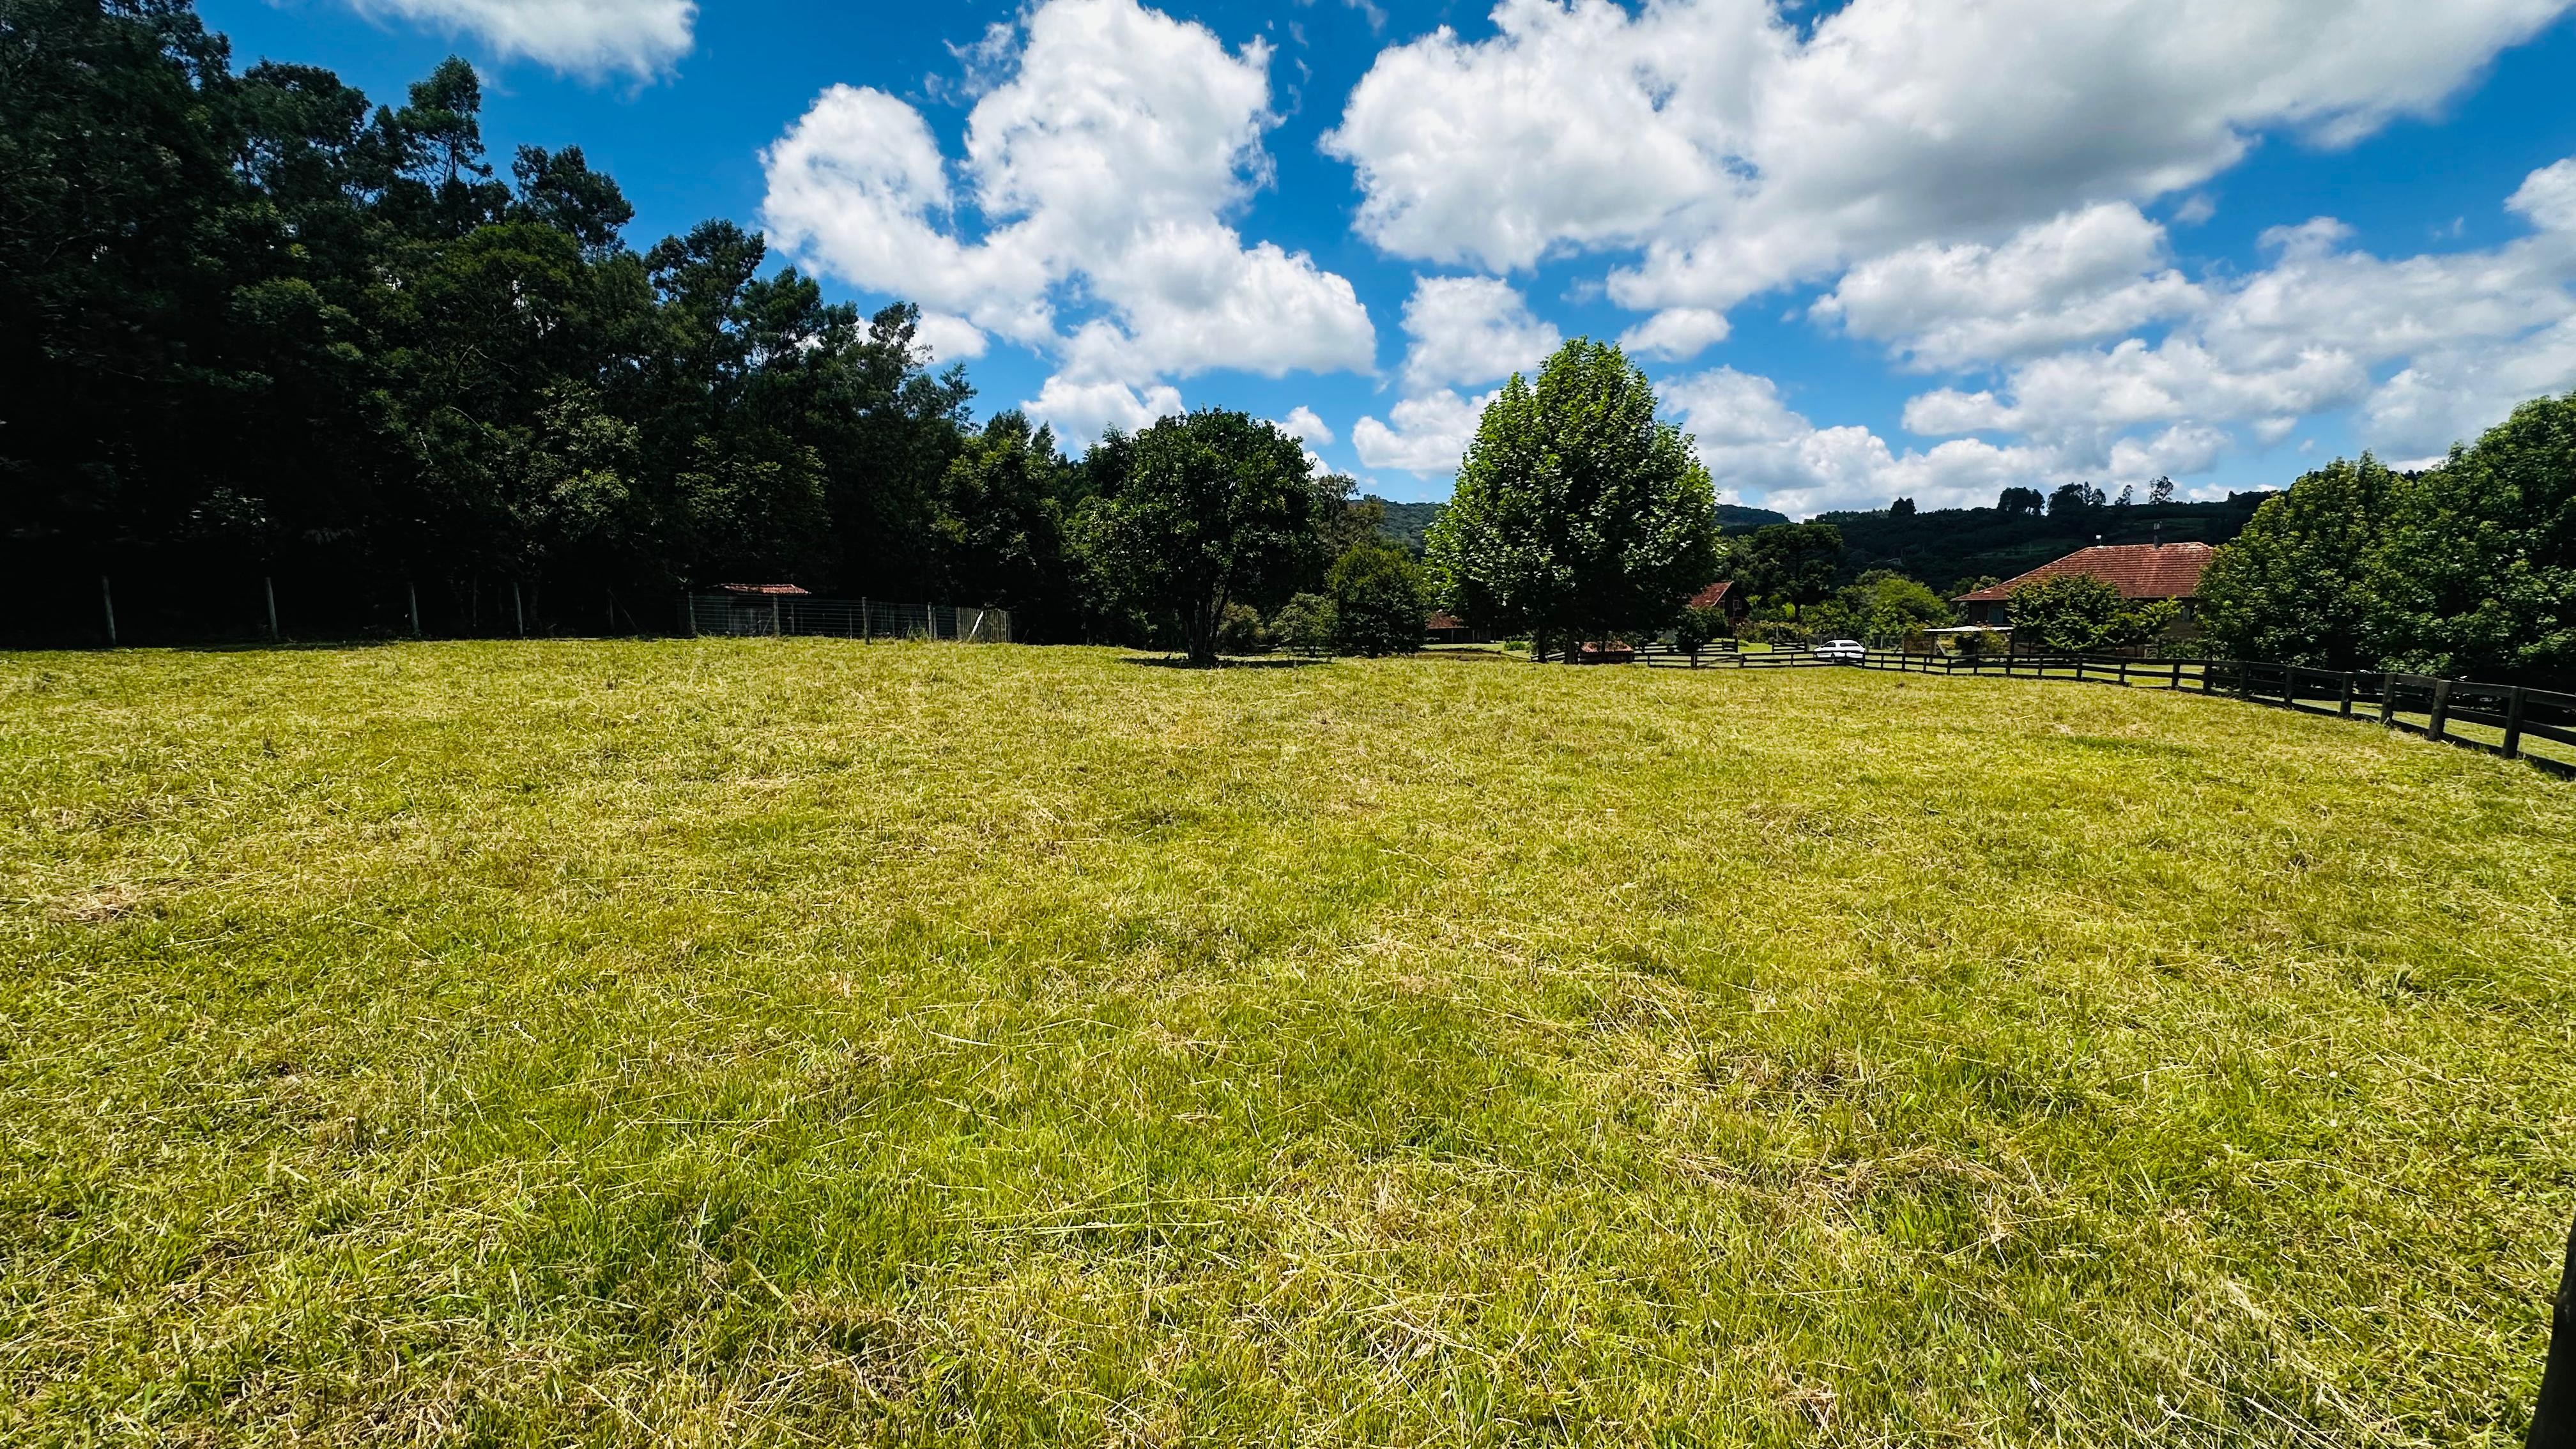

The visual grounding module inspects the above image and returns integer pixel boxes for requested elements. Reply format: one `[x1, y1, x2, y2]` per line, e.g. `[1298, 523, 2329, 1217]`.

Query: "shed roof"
[1954, 542, 2214, 603]
[1685, 579, 1738, 609]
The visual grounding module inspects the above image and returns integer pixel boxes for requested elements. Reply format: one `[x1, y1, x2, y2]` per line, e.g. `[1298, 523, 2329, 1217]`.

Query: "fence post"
[862, 597, 871, 643]
[100, 574, 118, 647]
[2380, 675, 2396, 726]
[512, 579, 525, 638]
[2170, 660, 2182, 690]
[2428, 678, 2453, 742]
[2284, 666, 2297, 709]
[265, 576, 280, 640]
[2340, 672, 2354, 717]
[772, 594, 781, 636]
[408, 580, 422, 638]
[2503, 686, 2529, 760]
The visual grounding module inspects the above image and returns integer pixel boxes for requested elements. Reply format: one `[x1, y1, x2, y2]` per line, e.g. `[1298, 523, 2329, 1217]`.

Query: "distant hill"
[1816, 494, 2278, 595]
[1369, 498, 1789, 556]
[1370, 499, 1448, 555]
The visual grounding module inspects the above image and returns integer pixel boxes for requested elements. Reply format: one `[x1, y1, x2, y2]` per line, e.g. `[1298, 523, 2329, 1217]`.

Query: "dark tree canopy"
[0, 1, 1027, 642]
[1070, 410, 1323, 666]
[2199, 394, 2576, 686]
[1731, 523, 1845, 606]
[2198, 456, 2404, 670]
[1327, 542, 1429, 657]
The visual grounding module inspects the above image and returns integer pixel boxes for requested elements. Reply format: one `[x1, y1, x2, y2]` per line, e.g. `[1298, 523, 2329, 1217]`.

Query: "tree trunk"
[1184, 592, 1223, 668]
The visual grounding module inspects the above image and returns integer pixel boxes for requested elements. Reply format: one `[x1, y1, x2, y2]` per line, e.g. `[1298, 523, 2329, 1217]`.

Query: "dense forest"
[1, 0, 1116, 643]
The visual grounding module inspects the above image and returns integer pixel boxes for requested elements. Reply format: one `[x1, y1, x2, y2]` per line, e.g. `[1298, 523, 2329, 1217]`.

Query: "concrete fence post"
[100, 574, 117, 647]
[265, 576, 280, 640]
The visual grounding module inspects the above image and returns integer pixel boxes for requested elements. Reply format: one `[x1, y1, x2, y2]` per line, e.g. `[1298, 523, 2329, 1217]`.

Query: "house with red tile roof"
[1423, 610, 1490, 645]
[1684, 578, 1750, 629]
[1953, 542, 2215, 628]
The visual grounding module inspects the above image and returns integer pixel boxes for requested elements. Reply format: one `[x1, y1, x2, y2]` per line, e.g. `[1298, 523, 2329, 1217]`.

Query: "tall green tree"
[1425, 339, 1718, 656]
[1071, 410, 1322, 666]
[2198, 456, 2407, 669]
[932, 411, 1072, 630]
[2368, 394, 2576, 682]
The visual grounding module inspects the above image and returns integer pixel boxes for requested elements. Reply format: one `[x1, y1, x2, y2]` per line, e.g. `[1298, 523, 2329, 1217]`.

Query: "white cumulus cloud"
[350, 0, 696, 78]
[1396, 277, 1561, 392]
[1024, 377, 1186, 448]
[1887, 159, 2576, 461]
[760, 0, 1374, 412]
[1353, 389, 1494, 475]
[1328, 0, 2572, 321]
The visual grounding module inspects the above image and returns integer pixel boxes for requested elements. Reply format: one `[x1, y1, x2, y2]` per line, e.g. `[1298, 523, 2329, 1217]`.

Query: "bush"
[1671, 603, 1729, 656]
[1950, 627, 2004, 659]
[2005, 574, 2177, 655]
[1215, 602, 1270, 655]
[1327, 542, 1428, 657]
[1270, 594, 1337, 657]
[1740, 619, 1811, 648]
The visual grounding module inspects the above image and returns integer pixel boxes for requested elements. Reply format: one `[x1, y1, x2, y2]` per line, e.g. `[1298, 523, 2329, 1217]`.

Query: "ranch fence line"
[1535, 643, 2576, 779]
[683, 595, 1011, 643]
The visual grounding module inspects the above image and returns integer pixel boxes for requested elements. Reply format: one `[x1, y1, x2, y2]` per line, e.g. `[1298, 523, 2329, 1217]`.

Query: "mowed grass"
[4, 642, 2573, 1447]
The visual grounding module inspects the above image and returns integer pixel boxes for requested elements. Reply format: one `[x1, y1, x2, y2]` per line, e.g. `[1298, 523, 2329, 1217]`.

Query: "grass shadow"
[1120, 655, 1323, 670]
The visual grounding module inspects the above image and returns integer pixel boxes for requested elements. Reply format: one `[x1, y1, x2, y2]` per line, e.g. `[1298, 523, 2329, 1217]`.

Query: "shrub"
[2005, 574, 2177, 655]
[1271, 594, 1337, 657]
[1327, 542, 1428, 657]
[1671, 603, 1729, 656]
[1215, 602, 1270, 655]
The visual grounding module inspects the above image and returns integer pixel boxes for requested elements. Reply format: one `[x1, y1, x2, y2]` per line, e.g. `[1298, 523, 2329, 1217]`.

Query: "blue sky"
[199, 0, 2576, 511]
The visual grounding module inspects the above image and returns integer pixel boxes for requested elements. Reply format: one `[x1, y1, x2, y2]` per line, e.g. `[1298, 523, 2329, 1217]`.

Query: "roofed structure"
[1954, 542, 2216, 629]
[1954, 543, 2214, 606]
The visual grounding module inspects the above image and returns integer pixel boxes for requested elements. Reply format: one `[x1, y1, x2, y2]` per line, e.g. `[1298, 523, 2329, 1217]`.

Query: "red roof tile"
[1954, 543, 2213, 603]
[1685, 579, 1737, 609]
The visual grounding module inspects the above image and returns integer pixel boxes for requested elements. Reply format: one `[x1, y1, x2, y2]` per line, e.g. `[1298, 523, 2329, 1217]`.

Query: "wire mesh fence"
[685, 595, 1011, 643]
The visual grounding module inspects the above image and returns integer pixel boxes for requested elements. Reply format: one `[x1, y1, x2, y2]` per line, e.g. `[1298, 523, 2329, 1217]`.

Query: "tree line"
[1, 0, 1434, 654]
[2198, 395, 2576, 687]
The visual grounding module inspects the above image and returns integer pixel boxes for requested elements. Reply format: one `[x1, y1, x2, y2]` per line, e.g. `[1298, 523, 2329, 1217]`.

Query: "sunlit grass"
[3, 640, 2570, 1445]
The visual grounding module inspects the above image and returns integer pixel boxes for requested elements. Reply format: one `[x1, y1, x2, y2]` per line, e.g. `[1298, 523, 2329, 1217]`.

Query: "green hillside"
[1371, 498, 1788, 556]
[1817, 495, 2276, 594]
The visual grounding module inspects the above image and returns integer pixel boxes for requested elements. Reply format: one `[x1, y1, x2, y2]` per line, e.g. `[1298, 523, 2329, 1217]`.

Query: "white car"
[1813, 639, 1867, 661]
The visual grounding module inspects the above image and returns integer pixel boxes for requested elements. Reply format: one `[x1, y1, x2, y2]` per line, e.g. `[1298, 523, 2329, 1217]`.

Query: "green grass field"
[4, 641, 2572, 1446]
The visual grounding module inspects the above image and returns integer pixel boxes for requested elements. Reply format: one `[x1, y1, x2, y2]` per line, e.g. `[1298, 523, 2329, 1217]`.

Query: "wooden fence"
[1538, 643, 2576, 778]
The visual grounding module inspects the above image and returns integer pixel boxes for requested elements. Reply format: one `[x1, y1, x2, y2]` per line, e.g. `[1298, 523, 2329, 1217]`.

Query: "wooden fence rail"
[1533, 644, 2576, 778]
